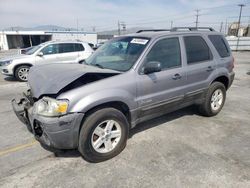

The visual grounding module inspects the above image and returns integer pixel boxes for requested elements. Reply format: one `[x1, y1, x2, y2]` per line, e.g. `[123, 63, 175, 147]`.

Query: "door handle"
[206, 66, 214, 72]
[172, 73, 182, 80]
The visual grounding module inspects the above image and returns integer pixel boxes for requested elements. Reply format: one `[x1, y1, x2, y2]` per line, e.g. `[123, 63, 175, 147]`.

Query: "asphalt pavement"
[0, 52, 249, 188]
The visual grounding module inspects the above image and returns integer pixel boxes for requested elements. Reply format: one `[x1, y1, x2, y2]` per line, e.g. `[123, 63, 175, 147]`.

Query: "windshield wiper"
[93, 63, 104, 69]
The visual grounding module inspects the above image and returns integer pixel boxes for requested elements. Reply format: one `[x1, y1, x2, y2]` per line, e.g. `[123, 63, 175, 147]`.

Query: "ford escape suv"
[0, 40, 93, 81]
[12, 27, 235, 162]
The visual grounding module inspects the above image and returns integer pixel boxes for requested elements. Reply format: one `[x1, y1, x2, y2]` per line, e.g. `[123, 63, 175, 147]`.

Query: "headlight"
[1, 60, 12, 66]
[34, 97, 69, 117]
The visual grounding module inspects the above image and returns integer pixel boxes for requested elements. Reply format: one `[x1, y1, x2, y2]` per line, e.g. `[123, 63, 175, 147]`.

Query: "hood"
[28, 63, 120, 98]
[0, 54, 29, 62]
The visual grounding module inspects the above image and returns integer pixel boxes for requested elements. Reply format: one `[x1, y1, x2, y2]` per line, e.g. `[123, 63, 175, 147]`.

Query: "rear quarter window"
[208, 35, 230, 58]
[59, 43, 75, 53]
[75, 43, 85, 51]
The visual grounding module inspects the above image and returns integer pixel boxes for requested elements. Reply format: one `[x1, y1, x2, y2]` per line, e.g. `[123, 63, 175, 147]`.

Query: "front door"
[35, 43, 59, 64]
[136, 37, 187, 119]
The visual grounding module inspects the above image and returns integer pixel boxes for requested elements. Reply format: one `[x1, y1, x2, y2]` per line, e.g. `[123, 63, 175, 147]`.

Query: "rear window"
[58, 43, 85, 53]
[208, 35, 230, 58]
[59, 43, 75, 53]
[184, 36, 212, 64]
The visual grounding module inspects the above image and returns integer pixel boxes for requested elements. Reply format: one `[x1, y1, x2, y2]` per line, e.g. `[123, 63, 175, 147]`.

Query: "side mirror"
[37, 52, 43, 57]
[143, 61, 161, 74]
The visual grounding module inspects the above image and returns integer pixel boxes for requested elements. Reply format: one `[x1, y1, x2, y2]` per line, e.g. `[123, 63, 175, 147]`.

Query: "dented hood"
[28, 63, 120, 98]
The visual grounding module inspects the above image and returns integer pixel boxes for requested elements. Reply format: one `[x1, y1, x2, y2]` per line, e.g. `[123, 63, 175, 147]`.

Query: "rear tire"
[199, 82, 226, 117]
[78, 108, 129, 163]
[15, 65, 30, 82]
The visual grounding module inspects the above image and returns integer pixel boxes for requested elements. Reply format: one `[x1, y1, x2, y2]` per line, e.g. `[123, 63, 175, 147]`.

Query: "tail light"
[229, 56, 235, 71]
[232, 56, 235, 69]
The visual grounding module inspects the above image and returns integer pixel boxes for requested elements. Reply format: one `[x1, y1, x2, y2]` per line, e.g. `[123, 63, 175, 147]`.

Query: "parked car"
[12, 27, 235, 162]
[0, 41, 94, 81]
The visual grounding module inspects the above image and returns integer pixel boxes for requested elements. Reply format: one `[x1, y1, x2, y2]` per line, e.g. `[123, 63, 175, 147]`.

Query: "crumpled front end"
[12, 90, 84, 149]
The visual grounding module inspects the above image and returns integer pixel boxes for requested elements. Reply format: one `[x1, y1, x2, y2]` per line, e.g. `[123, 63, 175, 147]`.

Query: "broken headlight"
[34, 97, 69, 117]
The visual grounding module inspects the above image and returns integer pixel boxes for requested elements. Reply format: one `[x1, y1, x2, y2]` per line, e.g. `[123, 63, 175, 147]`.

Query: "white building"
[0, 30, 97, 51]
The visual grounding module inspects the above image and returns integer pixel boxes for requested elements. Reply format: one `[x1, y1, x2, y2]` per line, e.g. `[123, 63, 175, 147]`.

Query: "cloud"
[0, 0, 249, 32]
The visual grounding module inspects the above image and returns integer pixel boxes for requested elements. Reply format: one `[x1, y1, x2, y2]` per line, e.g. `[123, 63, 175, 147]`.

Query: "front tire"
[199, 82, 226, 117]
[78, 108, 129, 163]
[15, 65, 30, 82]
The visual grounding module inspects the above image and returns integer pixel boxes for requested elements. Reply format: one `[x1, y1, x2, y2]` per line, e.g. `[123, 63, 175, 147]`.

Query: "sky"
[0, 0, 250, 32]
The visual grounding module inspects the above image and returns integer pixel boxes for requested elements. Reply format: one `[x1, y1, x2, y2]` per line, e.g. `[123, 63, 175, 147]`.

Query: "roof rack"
[136, 27, 215, 33]
[170, 27, 215, 31]
[136, 29, 170, 33]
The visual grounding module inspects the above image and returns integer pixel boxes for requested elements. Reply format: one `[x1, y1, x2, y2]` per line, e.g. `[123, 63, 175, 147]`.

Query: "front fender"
[69, 89, 136, 113]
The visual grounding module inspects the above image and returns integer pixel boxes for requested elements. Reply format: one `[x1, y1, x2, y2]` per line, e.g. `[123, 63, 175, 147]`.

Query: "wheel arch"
[211, 75, 229, 90]
[79, 101, 131, 135]
[13, 63, 33, 76]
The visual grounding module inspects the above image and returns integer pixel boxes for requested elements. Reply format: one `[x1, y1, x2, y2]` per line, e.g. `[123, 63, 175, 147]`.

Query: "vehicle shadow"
[4, 76, 18, 82]
[40, 144, 81, 158]
[50, 106, 198, 158]
[129, 105, 197, 138]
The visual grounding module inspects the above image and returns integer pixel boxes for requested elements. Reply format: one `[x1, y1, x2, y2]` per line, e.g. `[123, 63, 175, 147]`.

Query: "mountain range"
[3, 25, 153, 35]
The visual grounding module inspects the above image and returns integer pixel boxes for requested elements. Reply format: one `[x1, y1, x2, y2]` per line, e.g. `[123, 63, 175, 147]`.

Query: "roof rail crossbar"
[170, 27, 215, 32]
[136, 29, 170, 33]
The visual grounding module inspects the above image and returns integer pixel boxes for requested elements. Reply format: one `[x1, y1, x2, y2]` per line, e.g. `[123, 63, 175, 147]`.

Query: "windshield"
[25, 45, 43, 55]
[85, 36, 150, 72]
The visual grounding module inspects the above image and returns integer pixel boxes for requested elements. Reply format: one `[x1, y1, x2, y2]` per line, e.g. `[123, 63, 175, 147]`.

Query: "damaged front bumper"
[12, 93, 84, 150]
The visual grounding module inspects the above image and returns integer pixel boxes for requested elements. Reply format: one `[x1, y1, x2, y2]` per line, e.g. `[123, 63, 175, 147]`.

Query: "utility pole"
[195, 9, 200, 28]
[120, 22, 126, 33]
[92, 26, 96, 32]
[236, 4, 245, 51]
[118, 21, 121, 36]
[117, 21, 126, 35]
[76, 18, 79, 39]
[170, 21, 173, 29]
[219, 22, 223, 32]
[225, 19, 228, 35]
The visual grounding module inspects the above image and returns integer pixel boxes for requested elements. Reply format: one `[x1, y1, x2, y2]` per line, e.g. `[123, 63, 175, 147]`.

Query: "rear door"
[77, 43, 92, 61]
[183, 35, 216, 100]
[136, 37, 187, 118]
[57, 43, 79, 63]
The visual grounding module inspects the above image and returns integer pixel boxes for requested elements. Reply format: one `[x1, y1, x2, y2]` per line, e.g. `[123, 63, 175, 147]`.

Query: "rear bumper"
[12, 95, 84, 149]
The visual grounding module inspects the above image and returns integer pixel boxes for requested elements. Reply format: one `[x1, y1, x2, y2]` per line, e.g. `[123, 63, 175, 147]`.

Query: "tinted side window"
[75, 43, 85, 51]
[41, 44, 59, 55]
[184, 36, 212, 64]
[59, 43, 75, 53]
[208, 35, 230, 58]
[146, 37, 181, 70]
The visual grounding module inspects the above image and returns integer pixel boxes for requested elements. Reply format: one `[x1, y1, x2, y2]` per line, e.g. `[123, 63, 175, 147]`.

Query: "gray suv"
[12, 27, 235, 162]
